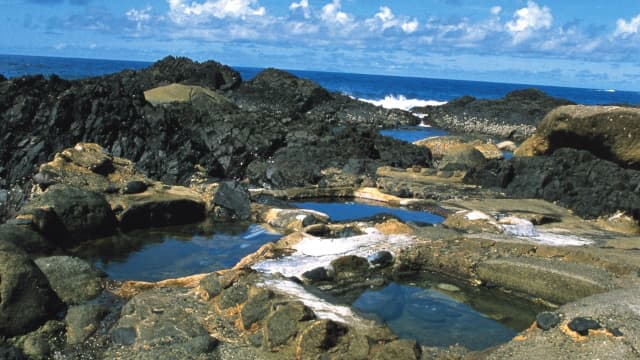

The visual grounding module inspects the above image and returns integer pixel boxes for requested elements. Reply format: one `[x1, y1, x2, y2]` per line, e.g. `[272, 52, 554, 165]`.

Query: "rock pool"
[292, 199, 444, 224]
[380, 126, 449, 143]
[346, 273, 546, 350]
[72, 222, 281, 282]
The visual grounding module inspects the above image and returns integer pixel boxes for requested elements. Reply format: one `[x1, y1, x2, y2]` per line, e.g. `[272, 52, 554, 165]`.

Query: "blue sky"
[1, 0, 639, 90]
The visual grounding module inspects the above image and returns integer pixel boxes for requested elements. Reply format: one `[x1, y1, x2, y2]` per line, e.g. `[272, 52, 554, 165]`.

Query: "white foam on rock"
[260, 279, 361, 324]
[461, 210, 592, 247]
[464, 210, 494, 221]
[252, 227, 413, 278]
[532, 231, 593, 246]
[499, 216, 539, 237]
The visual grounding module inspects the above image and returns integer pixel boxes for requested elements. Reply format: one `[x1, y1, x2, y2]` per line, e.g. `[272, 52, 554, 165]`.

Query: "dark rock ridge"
[412, 88, 574, 141]
[0, 57, 427, 221]
[465, 148, 640, 220]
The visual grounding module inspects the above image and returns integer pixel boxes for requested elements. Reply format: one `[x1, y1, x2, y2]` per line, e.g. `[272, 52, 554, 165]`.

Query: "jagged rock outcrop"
[0, 58, 430, 222]
[413, 89, 574, 141]
[515, 105, 640, 170]
[465, 148, 640, 220]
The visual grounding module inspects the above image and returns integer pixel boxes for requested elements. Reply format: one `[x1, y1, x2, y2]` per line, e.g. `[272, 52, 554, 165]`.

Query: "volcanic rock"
[413, 89, 574, 141]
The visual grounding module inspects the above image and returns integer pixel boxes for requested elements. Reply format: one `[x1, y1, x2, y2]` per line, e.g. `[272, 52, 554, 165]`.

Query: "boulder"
[208, 180, 251, 221]
[0, 241, 63, 337]
[516, 105, 640, 170]
[240, 288, 274, 329]
[438, 144, 487, 172]
[0, 223, 53, 254]
[23, 185, 117, 246]
[263, 302, 314, 349]
[34, 256, 106, 305]
[65, 304, 109, 344]
[295, 320, 347, 359]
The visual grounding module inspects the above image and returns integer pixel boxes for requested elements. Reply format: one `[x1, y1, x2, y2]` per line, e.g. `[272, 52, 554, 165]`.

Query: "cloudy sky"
[1, 0, 639, 90]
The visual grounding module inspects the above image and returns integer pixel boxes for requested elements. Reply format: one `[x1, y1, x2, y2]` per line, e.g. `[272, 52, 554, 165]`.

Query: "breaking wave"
[359, 94, 447, 111]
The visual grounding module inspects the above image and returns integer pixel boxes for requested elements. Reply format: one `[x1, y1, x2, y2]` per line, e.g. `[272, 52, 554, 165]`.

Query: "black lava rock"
[607, 327, 624, 337]
[465, 148, 640, 221]
[567, 317, 602, 336]
[302, 267, 332, 283]
[536, 311, 561, 331]
[123, 181, 148, 194]
[367, 251, 394, 268]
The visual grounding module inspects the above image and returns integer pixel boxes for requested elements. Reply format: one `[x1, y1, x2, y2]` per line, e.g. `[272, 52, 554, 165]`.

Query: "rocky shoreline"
[1, 58, 639, 359]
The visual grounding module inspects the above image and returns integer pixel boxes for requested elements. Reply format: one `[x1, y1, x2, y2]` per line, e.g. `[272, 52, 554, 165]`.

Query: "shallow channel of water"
[344, 273, 546, 350]
[380, 126, 449, 143]
[292, 199, 445, 224]
[72, 222, 281, 282]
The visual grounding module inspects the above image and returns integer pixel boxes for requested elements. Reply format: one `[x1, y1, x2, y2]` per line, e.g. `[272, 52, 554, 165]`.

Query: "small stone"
[123, 181, 148, 194]
[436, 283, 461, 292]
[368, 251, 394, 268]
[302, 267, 331, 283]
[536, 311, 561, 331]
[567, 317, 601, 336]
[607, 327, 624, 337]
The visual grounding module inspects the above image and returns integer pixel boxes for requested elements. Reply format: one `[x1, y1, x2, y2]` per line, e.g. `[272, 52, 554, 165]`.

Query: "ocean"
[2, 54, 639, 108]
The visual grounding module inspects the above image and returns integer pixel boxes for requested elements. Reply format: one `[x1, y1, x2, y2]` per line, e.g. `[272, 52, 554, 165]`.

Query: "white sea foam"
[259, 279, 360, 324]
[359, 95, 447, 111]
[252, 227, 413, 277]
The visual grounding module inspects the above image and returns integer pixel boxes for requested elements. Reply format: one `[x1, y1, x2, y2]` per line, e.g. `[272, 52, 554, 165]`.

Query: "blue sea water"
[2, 54, 639, 106]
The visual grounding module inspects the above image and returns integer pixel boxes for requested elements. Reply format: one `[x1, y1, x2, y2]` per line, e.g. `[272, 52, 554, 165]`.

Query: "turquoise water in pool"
[292, 200, 444, 224]
[348, 274, 545, 350]
[380, 126, 449, 143]
[73, 222, 281, 282]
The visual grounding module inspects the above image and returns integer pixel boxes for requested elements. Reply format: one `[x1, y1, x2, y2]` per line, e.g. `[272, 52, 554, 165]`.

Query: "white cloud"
[490, 6, 502, 16]
[168, 0, 266, 25]
[321, 0, 352, 26]
[614, 14, 640, 37]
[505, 1, 553, 43]
[375, 6, 394, 24]
[401, 19, 419, 34]
[366, 6, 418, 34]
[126, 6, 153, 32]
[289, 0, 310, 19]
[126, 7, 152, 22]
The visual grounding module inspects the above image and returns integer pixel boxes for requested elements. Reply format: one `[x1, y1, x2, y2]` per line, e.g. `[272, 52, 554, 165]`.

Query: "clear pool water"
[348, 274, 545, 350]
[292, 199, 444, 224]
[73, 222, 281, 282]
[380, 126, 449, 143]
